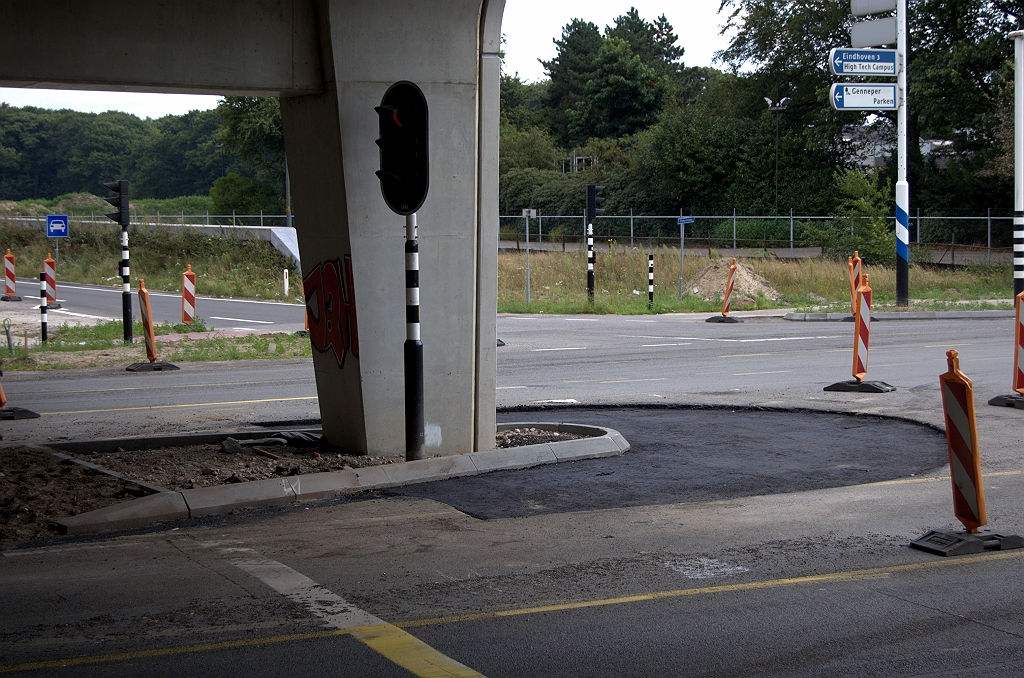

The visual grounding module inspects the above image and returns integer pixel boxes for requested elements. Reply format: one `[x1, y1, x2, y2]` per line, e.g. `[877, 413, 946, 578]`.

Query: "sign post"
[676, 216, 694, 299]
[522, 209, 536, 305]
[45, 214, 68, 271]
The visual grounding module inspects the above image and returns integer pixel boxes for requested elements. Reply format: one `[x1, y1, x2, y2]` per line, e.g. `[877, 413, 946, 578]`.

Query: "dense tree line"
[499, 2, 1023, 250]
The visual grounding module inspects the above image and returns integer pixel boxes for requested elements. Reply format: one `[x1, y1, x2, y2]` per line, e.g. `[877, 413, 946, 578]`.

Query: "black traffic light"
[586, 184, 605, 223]
[375, 81, 429, 216]
[103, 180, 130, 227]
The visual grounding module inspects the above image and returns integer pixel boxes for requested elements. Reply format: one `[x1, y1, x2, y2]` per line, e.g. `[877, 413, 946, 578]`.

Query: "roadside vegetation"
[497, 249, 1017, 314]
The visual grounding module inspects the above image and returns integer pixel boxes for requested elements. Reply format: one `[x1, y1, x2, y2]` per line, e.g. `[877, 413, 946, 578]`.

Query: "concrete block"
[381, 455, 478, 487]
[181, 477, 296, 517]
[550, 435, 622, 462]
[470, 444, 557, 472]
[57, 492, 189, 536]
[607, 431, 631, 453]
[555, 423, 608, 436]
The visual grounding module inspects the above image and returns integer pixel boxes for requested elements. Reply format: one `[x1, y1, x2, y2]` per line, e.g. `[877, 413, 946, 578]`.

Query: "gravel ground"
[0, 428, 583, 546]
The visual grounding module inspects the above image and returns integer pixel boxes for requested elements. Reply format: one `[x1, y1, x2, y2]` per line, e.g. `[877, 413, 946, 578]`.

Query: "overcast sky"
[0, 2, 734, 119]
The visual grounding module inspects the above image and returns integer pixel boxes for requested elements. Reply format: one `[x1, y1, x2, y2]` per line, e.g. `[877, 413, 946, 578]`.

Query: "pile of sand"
[687, 257, 781, 302]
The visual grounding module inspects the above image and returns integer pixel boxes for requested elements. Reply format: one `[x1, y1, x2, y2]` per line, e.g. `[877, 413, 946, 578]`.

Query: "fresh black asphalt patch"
[388, 407, 949, 519]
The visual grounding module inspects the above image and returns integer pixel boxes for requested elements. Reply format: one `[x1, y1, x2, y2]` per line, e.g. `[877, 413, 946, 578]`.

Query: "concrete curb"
[55, 422, 629, 536]
[785, 310, 1014, 321]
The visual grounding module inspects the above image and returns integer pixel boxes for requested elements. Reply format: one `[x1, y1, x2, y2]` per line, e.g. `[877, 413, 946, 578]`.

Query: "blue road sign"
[829, 48, 897, 76]
[830, 83, 898, 111]
[677, 217, 695, 225]
[46, 214, 69, 238]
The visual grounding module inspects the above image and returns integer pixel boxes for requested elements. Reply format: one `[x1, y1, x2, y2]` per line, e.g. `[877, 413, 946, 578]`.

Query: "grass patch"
[163, 332, 311, 362]
[0, 218, 300, 301]
[498, 249, 1018, 314]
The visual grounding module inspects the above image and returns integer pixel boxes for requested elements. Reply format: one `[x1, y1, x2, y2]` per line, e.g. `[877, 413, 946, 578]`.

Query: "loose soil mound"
[687, 258, 781, 302]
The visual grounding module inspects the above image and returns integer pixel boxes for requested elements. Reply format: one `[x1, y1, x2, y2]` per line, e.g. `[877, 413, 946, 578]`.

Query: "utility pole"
[765, 97, 790, 241]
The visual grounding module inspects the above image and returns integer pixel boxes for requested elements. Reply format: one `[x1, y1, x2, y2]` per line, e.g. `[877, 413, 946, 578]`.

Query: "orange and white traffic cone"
[2, 249, 20, 301]
[848, 250, 862, 316]
[126, 279, 180, 372]
[706, 258, 742, 323]
[825, 273, 894, 393]
[910, 350, 1023, 555]
[43, 253, 61, 309]
[988, 290, 1024, 409]
[182, 264, 197, 325]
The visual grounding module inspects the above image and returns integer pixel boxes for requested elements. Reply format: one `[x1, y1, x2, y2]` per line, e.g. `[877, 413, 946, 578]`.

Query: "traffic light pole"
[895, 0, 910, 306]
[586, 222, 594, 302]
[405, 212, 425, 461]
[121, 224, 132, 343]
[1013, 31, 1024, 298]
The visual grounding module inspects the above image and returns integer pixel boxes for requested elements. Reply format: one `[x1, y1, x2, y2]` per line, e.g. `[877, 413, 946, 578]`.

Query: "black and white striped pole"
[585, 185, 604, 303]
[648, 254, 654, 310]
[1013, 31, 1024, 297]
[103, 180, 132, 343]
[405, 213, 425, 461]
[39, 272, 47, 342]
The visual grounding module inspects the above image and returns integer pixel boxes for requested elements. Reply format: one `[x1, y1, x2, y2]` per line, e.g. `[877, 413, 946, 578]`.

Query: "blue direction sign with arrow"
[677, 216, 695, 225]
[830, 83, 898, 111]
[829, 48, 896, 76]
[46, 214, 69, 238]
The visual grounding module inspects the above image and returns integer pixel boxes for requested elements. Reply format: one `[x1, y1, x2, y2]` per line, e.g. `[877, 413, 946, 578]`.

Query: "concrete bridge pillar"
[282, 0, 503, 455]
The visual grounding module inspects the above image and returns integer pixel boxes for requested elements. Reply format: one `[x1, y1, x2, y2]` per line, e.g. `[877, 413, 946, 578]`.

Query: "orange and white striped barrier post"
[910, 349, 1023, 555]
[939, 350, 987, 533]
[2, 249, 20, 301]
[988, 290, 1024, 409]
[126, 279, 179, 372]
[0, 368, 40, 420]
[825, 273, 894, 392]
[848, 250, 862, 316]
[43, 253, 60, 308]
[181, 264, 196, 325]
[706, 258, 742, 323]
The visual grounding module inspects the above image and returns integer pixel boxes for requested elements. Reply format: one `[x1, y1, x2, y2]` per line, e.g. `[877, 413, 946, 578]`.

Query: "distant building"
[842, 124, 952, 169]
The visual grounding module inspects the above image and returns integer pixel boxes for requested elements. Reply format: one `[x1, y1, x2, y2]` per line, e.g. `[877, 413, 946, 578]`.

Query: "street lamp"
[765, 97, 791, 242]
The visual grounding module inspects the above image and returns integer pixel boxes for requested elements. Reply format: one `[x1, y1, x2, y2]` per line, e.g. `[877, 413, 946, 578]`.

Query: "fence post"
[678, 209, 685, 299]
[733, 208, 737, 250]
[630, 209, 634, 249]
[988, 208, 992, 265]
[917, 207, 921, 245]
[790, 209, 794, 256]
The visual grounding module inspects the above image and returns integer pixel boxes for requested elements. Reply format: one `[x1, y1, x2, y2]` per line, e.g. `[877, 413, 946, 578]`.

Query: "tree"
[566, 38, 668, 144]
[606, 8, 684, 78]
[215, 97, 285, 189]
[540, 19, 604, 143]
[210, 173, 283, 214]
[134, 110, 234, 199]
[500, 118, 559, 174]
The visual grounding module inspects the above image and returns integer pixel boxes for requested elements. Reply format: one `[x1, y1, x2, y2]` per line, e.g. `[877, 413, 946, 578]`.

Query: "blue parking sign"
[46, 214, 69, 238]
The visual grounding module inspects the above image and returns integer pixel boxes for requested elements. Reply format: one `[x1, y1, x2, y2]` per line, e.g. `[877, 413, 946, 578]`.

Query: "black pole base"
[46, 302, 62, 310]
[910, 529, 1023, 557]
[404, 339, 425, 462]
[0, 407, 41, 420]
[497, 338, 505, 347]
[988, 393, 1024, 409]
[706, 315, 742, 323]
[126, 362, 180, 372]
[824, 380, 896, 393]
[1, 295, 22, 302]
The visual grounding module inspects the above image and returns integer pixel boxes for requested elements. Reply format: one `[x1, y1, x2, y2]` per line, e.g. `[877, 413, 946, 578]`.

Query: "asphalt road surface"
[6, 276, 305, 333]
[2, 312, 1023, 676]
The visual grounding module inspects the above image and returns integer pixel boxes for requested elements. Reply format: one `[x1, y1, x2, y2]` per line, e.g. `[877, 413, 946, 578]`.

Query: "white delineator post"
[283, 268, 289, 297]
[1012, 31, 1024, 298]
[895, 0, 910, 306]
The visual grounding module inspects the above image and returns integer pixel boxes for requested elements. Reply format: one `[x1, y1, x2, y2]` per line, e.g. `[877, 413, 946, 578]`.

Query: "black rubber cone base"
[910, 529, 1023, 557]
[126, 362, 180, 372]
[706, 315, 742, 323]
[988, 393, 1024, 409]
[0, 407, 40, 420]
[47, 303, 62, 309]
[497, 338, 506, 347]
[824, 379, 896, 393]
[1, 295, 22, 302]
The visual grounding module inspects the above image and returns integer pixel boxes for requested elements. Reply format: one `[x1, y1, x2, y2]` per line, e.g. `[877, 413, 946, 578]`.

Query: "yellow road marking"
[719, 353, 771, 358]
[348, 624, 484, 677]
[397, 550, 1024, 629]
[3, 550, 1020, 675]
[41, 396, 317, 415]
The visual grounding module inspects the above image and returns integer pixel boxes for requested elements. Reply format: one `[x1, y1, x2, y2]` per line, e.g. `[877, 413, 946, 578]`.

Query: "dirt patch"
[0, 446, 151, 545]
[3, 344, 148, 370]
[497, 428, 584, 448]
[687, 258, 781, 302]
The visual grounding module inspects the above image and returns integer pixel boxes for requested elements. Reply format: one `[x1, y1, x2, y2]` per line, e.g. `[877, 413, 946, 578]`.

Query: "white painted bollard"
[284, 269, 289, 297]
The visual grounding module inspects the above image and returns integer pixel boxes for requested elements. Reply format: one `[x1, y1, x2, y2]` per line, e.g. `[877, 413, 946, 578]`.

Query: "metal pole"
[405, 212, 424, 461]
[789, 208, 794, 256]
[1014, 30, 1024, 296]
[648, 254, 654, 310]
[39, 272, 47, 342]
[896, 0, 910, 305]
[917, 207, 920, 245]
[630, 209, 634, 249]
[775, 108, 780, 238]
[525, 214, 531, 305]
[988, 208, 992, 266]
[538, 214, 543, 246]
[587, 222, 594, 301]
[733, 208, 737, 250]
[121, 223, 132, 343]
[678, 209, 685, 299]
[285, 157, 293, 230]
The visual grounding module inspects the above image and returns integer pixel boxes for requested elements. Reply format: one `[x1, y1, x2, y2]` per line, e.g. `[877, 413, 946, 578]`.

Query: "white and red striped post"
[3, 249, 18, 301]
[721, 258, 738, 317]
[647, 254, 654, 310]
[1015, 291, 1024, 395]
[43, 253, 57, 305]
[852, 273, 872, 383]
[939, 350, 987, 533]
[181, 264, 196, 325]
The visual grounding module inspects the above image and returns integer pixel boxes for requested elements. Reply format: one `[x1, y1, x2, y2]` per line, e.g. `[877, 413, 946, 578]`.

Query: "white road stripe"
[532, 347, 587, 352]
[210, 316, 274, 324]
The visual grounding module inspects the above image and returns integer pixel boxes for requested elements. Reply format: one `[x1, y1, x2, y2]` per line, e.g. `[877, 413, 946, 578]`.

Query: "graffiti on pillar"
[303, 255, 359, 368]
